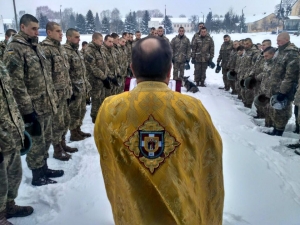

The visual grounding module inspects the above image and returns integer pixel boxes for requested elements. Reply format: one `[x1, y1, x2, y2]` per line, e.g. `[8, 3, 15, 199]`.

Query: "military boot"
[263, 128, 277, 136]
[61, 136, 78, 153]
[293, 124, 300, 134]
[196, 81, 200, 86]
[275, 129, 284, 136]
[0, 210, 12, 225]
[31, 168, 57, 186]
[53, 144, 71, 161]
[77, 126, 91, 138]
[6, 201, 33, 219]
[295, 149, 300, 155]
[200, 81, 206, 87]
[43, 159, 64, 178]
[70, 129, 84, 141]
[287, 142, 300, 149]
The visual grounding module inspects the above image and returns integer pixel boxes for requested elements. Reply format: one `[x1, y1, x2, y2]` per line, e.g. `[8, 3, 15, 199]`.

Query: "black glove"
[186, 59, 190, 63]
[276, 92, 286, 101]
[117, 74, 122, 79]
[102, 78, 111, 89]
[23, 111, 38, 124]
[0, 152, 3, 164]
[110, 77, 120, 87]
[23, 112, 42, 136]
[217, 62, 220, 67]
[191, 58, 196, 64]
[208, 58, 213, 65]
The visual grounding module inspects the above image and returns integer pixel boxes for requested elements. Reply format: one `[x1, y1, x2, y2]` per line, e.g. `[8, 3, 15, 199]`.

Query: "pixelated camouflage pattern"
[0, 40, 7, 61]
[191, 34, 214, 63]
[217, 41, 233, 68]
[171, 34, 191, 63]
[227, 49, 238, 72]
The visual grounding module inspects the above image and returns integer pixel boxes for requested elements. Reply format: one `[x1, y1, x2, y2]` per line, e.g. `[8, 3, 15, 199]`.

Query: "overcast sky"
[0, 0, 279, 20]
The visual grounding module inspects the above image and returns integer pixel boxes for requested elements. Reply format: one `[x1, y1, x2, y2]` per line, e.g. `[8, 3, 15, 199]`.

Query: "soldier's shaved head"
[20, 14, 38, 27]
[66, 28, 79, 37]
[277, 32, 290, 46]
[46, 22, 60, 31]
[131, 37, 172, 82]
[92, 32, 102, 40]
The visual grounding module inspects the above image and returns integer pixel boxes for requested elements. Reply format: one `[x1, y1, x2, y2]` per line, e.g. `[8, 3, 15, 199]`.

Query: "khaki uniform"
[217, 41, 233, 90]
[4, 31, 58, 170]
[170, 34, 191, 80]
[227, 49, 238, 92]
[235, 53, 244, 98]
[269, 42, 299, 131]
[0, 40, 7, 61]
[0, 61, 24, 212]
[84, 42, 108, 121]
[191, 34, 214, 83]
[63, 42, 91, 130]
[40, 37, 72, 145]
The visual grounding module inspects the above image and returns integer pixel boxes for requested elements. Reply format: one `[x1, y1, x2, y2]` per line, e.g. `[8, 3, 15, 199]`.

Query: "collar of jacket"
[44, 36, 61, 47]
[91, 41, 101, 50]
[178, 34, 184, 39]
[15, 31, 38, 46]
[278, 41, 290, 51]
[135, 81, 169, 91]
[103, 43, 111, 50]
[66, 41, 79, 50]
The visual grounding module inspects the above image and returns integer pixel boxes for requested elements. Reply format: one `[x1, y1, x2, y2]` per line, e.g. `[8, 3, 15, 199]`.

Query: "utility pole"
[12, 0, 18, 30]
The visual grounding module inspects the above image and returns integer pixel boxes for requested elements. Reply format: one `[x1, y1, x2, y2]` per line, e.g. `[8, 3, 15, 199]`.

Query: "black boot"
[293, 124, 300, 134]
[6, 200, 34, 219]
[275, 129, 284, 136]
[43, 159, 64, 178]
[32, 168, 57, 186]
[264, 128, 277, 136]
[287, 142, 300, 149]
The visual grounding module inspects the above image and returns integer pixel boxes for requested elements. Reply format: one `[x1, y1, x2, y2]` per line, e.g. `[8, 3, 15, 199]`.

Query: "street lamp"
[241, 6, 246, 33]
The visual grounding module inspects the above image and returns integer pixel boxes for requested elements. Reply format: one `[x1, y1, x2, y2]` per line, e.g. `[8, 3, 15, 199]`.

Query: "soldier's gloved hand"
[217, 62, 220, 67]
[23, 112, 42, 136]
[23, 111, 38, 124]
[102, 78, 111, 89]
[111, 77, 120, 87]
[186, 59, 190, 63]
[117, 74, 122, 79]
[276, 92, 287, 101]
[208, 58, 213, 65]
[191, 58, 196, 64]
[0, 152, 3, 164]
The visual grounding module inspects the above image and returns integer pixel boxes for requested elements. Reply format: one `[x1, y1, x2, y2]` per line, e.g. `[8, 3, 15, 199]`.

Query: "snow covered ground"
[2, 31, 300, 225]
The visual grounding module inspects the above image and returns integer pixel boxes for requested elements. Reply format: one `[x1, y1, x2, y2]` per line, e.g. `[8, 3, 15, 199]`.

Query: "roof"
[150, 17, 190, 24]
[245, 12, 275, 24]
[288, 16, 300, 20]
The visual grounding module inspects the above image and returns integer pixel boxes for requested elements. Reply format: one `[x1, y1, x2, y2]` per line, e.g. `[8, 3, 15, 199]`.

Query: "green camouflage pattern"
[0, 40, 7, 62]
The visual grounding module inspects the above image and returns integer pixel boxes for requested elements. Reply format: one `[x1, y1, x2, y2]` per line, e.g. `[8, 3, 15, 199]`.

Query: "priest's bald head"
[131, 37, 172, 83]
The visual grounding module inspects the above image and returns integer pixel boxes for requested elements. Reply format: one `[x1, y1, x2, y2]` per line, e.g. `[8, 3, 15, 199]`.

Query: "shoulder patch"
[6, 49, 14, 54]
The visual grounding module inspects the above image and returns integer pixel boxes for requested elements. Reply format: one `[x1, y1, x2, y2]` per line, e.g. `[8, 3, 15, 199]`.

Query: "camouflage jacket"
[125, 42, 132, 66]
[227, 49, 238, 71]
[191, 31, 210, 44]
[236, 53, 244, 81]
[112, 44, 121, 75]
[80, 48, 86, 56]
[101, 43, 118, 78]
[170, 35, 191, 63]
[239, 45, 260, 79]
[259, 58, 274, 98]
[0, 61, 24, 153]
[3, 31, 58, 116]
[248, 52, 265, 78]
[40, 37, 72, 100]
[217, 41, 233, 68]
[269, 42, 299, 100]
[0, 40, 7, 61]
[84, 42, 108, 85]
[191, 34, 214, 63]
[118, 45, 128, 77]
[63, 41, 91, 96]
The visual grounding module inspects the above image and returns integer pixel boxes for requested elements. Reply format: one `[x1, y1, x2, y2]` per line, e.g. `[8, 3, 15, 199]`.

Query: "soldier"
[4, 14, 62, 186]
[217, 35, 233, 91]
[101, 34, 119, 97]
[0, 29, 16, 61]
[40, 22, 77, 161]
[226, 40, 240, 94]
[122, 32, 132, 76]
[239, 38, 260, 108]
[157, 26, 169, 42]
[191, 22, 208, 43]
[249, 39, 272, 118]
[80, 41, 88, 56]
[118, 37, 129, 79]
[84, 32, 110, 123]
[264, 32, 299, 136]
[64, 28, 92, 141]
[132, 30, 141, 48]
[191, 27, 214, 87]
[0, 61, 34, 224]
[148, 27, 155, 36]
[235, 45, 245, 99]
[170, 26, 191, 80]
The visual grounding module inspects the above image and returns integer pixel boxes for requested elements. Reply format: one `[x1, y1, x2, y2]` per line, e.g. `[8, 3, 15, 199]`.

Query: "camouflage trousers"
[69, 92, 86, 130]
[254, 83, 265, 118]
[0, 151, 22, 212]
[241, 88, 255, 108]
[264, 103, 273, 127]
[173, 62, 185, 80]
[116, 77, 125, 94]
[222, 68, 230, 90]
[26, 114, 52, 170]
[52, 97, 70, 145]
[235, 80, 241, 97]
[270, 102, 292, 130]
[194, 62, 208, 82]
[90, 83, 105, 122]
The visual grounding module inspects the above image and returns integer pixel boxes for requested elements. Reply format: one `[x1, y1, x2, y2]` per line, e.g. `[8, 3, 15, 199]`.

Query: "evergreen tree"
[86, 10, 95, 34]
[162, 16, 173, 34]
[76, 14, 86, 34]
[189, 15, 199, 32]
[95, 13, 101, 31]
[240, 13, 247, 33]
[124, 12, 138, 33]
[141, 10, 151, 34]
[39, 13, 48, 29]
[101, 16, 110, 34]
[69, 14, 76, 28]
[205, 12, 213, 32]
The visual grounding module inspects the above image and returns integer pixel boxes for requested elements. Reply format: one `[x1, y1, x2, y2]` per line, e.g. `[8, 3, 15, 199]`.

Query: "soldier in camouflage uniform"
[84, 32, 110, 123]
[101, 35, 120, 97]
[264, 33, 299, 136]
[4, 14, 63, 186]
[191, 27, 214, 87]
[0, 61, 34, 224]
[41, 22, 78, 161]
[132, 30, 142, 48]
[80, 41, 88, 56]
[217, 35, 233, 91]
[157, 26, 169, 42]
[248, 39, 272, 118]
[111, 33, 124, 94]
[64, 28, 92, 141]
[119, 37, 129, 91]
[0, 29, 16, 62]
[239, 38, 260, 108]
[170, 26, 191, 80]
[122, 32, 133, 77]
[226, 40, 240, 94]
[257, 47, 276, 128]
[235, 45, 245, 99]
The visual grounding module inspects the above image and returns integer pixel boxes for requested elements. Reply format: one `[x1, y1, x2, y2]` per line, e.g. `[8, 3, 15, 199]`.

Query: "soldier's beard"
[70, 42, 79, 49]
